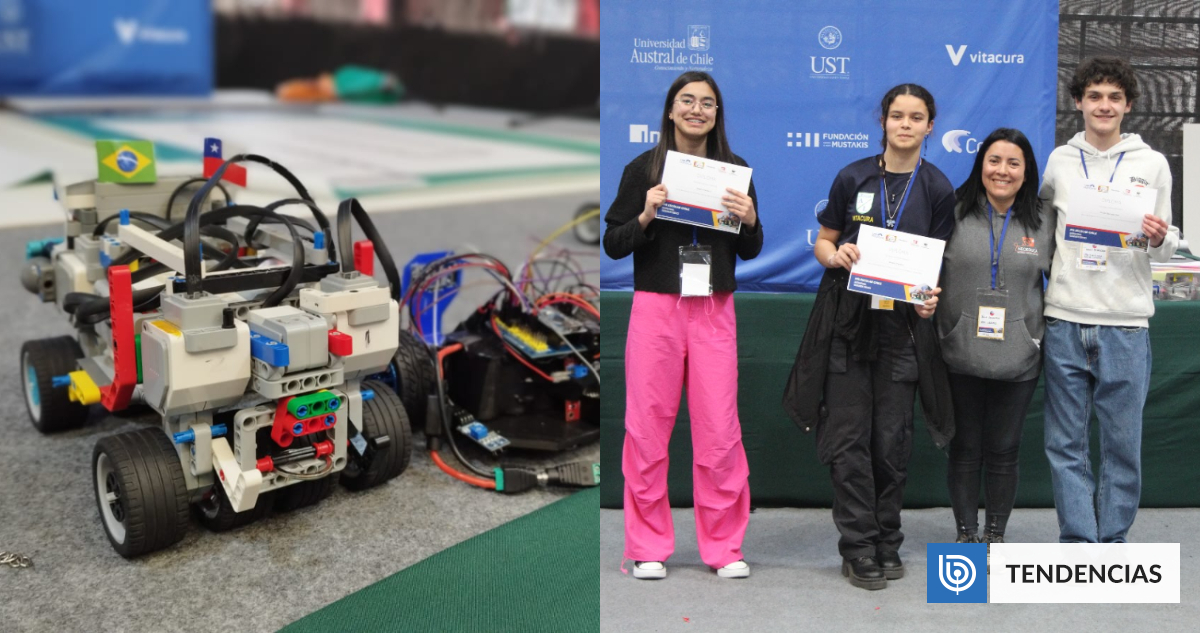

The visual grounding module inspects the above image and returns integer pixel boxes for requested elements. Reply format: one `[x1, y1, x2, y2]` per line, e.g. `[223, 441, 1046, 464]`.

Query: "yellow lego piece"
[149, 319, 181, 336]
[68, 370, 102, 405]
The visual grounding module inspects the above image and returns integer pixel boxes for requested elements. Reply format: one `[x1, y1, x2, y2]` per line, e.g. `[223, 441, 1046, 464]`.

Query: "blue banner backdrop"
[0, 0, 212, 96]
[601, 0, 1058, 292]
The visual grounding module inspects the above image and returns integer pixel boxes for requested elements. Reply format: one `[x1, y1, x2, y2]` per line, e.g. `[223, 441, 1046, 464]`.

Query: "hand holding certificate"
[1065, 180, 1158, 251]
[658, 150, 753, 234]
[848, 227, 946, 305]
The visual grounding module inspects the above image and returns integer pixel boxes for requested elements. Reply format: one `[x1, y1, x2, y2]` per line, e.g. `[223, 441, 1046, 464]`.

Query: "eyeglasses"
[674, 97, 718, 111]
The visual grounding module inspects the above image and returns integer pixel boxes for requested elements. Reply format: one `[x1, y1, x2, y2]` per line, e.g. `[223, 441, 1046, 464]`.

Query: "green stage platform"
[283, 488, 599, 633]
[600, 292, 1200, 509]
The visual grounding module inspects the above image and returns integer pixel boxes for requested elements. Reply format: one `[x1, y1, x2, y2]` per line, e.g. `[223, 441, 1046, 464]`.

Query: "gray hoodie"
[938, 198, 1056, 381]
[1039, 132, 1178, 327]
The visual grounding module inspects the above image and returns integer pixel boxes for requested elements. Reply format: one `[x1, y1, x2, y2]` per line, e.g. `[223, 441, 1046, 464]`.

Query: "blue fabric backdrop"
[0, 0, 212, 96]
[601, 0, 1058, 292]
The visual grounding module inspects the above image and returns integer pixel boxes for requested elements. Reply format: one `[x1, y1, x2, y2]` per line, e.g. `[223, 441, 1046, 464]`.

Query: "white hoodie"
[1040, 132, 1178, 327]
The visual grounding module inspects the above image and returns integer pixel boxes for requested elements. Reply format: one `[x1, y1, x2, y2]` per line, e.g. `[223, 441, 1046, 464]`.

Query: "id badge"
[976, 288, 1008, 340]
[870, 296, 894, 310]
[1078, 244, 1107, 271]
[679, 244, 712, 297]
[977, 306, 1006, 339]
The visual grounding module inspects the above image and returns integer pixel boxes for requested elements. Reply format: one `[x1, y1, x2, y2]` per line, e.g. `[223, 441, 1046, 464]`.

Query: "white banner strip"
[990, 543, 1180, 603]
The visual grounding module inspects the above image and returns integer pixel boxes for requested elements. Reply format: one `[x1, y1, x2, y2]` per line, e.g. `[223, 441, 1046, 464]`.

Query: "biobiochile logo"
[927, 543, 987, 603]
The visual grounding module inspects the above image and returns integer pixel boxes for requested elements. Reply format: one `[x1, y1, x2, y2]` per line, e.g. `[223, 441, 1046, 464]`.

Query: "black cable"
[245, 198, 324, 247]
[183, 154, 335, 295]
[337, 198, 402, 302]
[425, 344, 494, 479]
[165, 177, 231, 222]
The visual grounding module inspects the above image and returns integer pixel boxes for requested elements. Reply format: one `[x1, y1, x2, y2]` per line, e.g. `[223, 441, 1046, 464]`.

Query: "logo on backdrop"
[818, 26, 842, 49]
[814, 199, 828, 218]
[942, 129, 981, 154]
[632, 27, 714, 71]
[113, 19, 190, 45]
[629, 124, 660, 144]
[0, 0, 28, 54]
[945, 44, 1025, 66]
[788, 131, 870, 149]
[927, 543, 988, 603]
[0, 0, 21, 24]
[810, 26, 849, 79]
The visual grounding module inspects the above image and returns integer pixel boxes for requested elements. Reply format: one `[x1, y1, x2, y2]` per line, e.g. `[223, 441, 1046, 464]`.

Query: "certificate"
[848, 228, 946, 304]
[658, 150, 753, 234]
[1064, 180, 1157, 251]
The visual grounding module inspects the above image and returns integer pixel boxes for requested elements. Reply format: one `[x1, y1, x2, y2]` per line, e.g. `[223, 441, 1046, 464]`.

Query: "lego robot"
[19, 157, 412, 557]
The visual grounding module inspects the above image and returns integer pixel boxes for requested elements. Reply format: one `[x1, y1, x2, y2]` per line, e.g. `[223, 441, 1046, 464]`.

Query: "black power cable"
[183, 154, 335, 296]
[164, 177, 232, 222]
[336, 198, 401, 301]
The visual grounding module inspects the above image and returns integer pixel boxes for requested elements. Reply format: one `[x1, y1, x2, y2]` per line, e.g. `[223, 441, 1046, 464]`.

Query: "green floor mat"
[282, 487, 599, 633]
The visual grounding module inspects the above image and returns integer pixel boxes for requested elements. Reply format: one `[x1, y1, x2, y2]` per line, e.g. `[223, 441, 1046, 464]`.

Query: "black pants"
[820, 311, 917, 559]
[946, 372, 1039, 536]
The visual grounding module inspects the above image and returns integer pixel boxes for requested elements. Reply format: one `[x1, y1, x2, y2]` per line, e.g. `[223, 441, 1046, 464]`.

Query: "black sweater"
[603, 149, 763, 293]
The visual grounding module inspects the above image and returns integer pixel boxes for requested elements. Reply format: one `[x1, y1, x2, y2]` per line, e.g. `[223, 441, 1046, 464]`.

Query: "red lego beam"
[100, 265, 136, 412]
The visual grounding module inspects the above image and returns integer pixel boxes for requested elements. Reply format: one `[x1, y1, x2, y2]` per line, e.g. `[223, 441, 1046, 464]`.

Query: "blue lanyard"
[880, 159, 921, 230]
[1079, 149, 1124, 183]
[988, 202, 1013, 290]
[692, 227, 698, 245]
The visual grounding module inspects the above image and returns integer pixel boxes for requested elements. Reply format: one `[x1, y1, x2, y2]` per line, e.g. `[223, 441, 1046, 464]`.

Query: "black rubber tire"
[391, 331, 434, 431]
[274, 475, 337, 512]
[572, 203, 601, 245]
[21, 336, 90, 433]
[196, 483, 273, 532]
[340, 380, 412, 491]
[92, 428, 190, 558]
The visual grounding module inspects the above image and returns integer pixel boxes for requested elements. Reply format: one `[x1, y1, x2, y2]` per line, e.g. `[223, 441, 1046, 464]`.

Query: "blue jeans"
[1042, 317, 1151, 543]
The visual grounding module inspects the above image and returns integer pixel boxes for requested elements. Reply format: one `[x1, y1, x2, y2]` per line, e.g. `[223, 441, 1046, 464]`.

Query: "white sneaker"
[632, 561, 666, 579]
[717, 560, 750, 579]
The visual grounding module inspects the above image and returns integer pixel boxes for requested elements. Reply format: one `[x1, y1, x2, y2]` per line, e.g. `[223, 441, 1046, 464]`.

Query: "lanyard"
[692, 226, 698, 245]
[988, 202, 1013, 290]
[880, 159, 921, 230]
[1079, 149, 1124, 183]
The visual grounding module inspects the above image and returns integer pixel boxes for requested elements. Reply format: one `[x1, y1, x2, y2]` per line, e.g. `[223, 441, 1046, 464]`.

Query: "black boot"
[876, 550, 904, 580]
[982, 516, 1006, 574]
[842, 556, 887, 590]
[955, 519, 979, 543]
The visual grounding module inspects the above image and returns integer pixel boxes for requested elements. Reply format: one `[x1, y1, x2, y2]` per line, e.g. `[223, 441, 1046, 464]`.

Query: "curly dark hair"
[1068, 56, 1140, 105]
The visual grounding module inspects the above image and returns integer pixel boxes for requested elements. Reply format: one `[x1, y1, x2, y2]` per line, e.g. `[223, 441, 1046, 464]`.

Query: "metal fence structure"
[1058, 1, 1200, 234]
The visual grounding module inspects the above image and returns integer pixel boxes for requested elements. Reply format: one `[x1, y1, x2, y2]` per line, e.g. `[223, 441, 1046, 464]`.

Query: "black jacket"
[603, 149, 763, 293]
[782, 268, 955, 456]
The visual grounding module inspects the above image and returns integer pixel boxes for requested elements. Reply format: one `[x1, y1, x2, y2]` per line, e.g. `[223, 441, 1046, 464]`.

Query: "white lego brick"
[211, 437, 262, 513]
[334, 300, 400, 376]
[118, 223, 190, 275]
[141, 319, 252, 416]
[191, 423, 213, 477]
[300, 285, 390, 314]
[64, 194, 96, 210]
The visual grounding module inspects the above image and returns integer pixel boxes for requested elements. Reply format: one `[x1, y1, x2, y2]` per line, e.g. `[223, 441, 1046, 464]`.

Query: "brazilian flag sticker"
[96, 140, 157, 183]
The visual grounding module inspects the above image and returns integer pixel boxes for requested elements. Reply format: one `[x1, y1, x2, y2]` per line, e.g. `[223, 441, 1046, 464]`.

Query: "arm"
[602, 162, 662, 260]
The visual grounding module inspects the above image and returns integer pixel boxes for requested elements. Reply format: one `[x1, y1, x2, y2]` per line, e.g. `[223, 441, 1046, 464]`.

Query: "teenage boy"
[1039, 56, 1178, 543]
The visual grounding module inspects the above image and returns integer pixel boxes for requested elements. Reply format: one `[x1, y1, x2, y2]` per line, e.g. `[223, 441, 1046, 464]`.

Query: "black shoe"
[955, 531, 979, 543]
[876, 550, 904, 580]
[841, 556, 887, 590]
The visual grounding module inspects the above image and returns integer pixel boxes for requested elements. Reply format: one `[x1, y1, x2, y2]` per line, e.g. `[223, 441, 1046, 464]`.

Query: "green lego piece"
[287, 390, 340, 419]
[135, 333, 143, 383]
